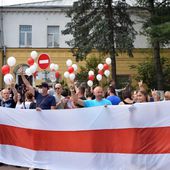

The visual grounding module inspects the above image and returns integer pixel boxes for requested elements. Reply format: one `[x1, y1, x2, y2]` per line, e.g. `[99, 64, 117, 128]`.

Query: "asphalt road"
[0, 165, 28, 170]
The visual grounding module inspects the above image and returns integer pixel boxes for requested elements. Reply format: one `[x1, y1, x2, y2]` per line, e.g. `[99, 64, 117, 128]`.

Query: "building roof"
[7, 0, 75, 8]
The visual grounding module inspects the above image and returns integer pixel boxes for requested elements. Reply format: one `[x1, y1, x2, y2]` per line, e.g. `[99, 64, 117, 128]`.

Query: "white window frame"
[47, 26, 59, 47]
[19, 25, 32, 47]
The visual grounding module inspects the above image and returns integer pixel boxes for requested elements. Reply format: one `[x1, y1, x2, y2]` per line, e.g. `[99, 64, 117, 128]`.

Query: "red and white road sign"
[38, 53, 50, 70]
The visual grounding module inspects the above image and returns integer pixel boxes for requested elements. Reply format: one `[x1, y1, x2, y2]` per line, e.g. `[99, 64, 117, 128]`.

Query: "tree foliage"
[62, 0, 136, 86]
[131, 57, 170, 90]
[136, 0, 170, 90]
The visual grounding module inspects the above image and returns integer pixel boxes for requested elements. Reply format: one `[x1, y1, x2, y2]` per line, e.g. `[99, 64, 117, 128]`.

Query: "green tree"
[131, 57, 170, 90]
[136, 0, 170, 90]
[62, 0, 136, 87]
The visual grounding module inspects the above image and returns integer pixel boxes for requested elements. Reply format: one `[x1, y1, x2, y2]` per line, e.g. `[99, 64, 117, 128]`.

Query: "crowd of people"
[0, 69, 170, 170]
[0, 69, 170, 111]
[0, 71, 170, 111]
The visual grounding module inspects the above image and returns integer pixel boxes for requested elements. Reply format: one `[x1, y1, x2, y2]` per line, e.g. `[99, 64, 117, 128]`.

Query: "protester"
[119, 87, 134, 105]
[0, 83, 18, 167]
[72, 86, 112, 107]
[151, 89, 161, 102]
[131, 90, 138, 103]
[15, 92, 23, 109]
[75, 86, 86, 108]
[53, 83, 66, 109]
[0, 83, 17, 108]
[164, 91, 170, 100]
[85, 89, 94, 100]
[106, 85, 121, 105]
[20, 91, 36, 109]
[19, 67, 56, 111]
[136, 90, 148, 103]
[61, 88, 76, 109]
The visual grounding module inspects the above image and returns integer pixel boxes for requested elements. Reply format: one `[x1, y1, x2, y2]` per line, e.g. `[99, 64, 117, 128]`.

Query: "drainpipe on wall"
[0, 5, 6, 88]
[1, 45, 6, 88]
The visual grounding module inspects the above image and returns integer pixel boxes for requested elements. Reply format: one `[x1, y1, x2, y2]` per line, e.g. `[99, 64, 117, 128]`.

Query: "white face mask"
[38, 88, 43, 93]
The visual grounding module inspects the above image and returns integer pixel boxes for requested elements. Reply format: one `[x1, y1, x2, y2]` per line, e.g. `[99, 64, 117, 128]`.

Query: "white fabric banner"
[0, 101, 170, 170]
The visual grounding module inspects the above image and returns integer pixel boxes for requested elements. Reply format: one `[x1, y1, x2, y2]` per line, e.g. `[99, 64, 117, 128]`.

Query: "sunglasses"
[55, 87, 60, 89]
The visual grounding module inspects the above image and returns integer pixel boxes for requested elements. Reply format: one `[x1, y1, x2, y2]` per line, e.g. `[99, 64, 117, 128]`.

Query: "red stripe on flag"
[0, 124, 170, 154]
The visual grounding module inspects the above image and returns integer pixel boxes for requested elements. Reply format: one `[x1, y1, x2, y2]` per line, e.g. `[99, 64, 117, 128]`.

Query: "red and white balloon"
[87, 70, 95, 87]
[64, 59, 77, 81]
[105, 57, 111, 65]
[96, 74, 102, 81]
[1, 65, 10, 75]
[98, 63, 104, 70]
[27, 57, 34, 66]
[7, 56, 16, 67]
[4, 73, 14, 85]
[87, 80, 93, 87]
[104, 70, 110, 77]
[66, 59, 72, 67]
[64, 71, 69, 79]
[88, 70, 94, 76]
[31, 51, 38, 60]
[55, 71, 60, 78]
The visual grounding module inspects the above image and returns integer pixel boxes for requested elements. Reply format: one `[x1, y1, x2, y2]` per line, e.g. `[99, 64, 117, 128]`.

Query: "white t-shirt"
[20, 101, 32, 109]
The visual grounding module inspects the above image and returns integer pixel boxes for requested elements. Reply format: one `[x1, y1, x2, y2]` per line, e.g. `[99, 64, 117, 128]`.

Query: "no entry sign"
[38, 53, 50, 70]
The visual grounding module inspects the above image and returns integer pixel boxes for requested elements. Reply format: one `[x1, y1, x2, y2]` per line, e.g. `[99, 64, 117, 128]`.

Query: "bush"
[131, 56, 170, 90]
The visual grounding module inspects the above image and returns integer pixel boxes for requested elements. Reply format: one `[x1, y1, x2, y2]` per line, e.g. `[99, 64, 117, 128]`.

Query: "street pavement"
[0, 165, 28, 170]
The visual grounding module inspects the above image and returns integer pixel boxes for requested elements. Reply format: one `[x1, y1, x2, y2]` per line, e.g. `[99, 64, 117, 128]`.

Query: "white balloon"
[64, 71, 69, 78]
[33, 63, 38, 69]
[72, 64, 78, 71]
[104, 70, 110, 77]
[96, 74, 102, 81]
[31, 51, 38, 59]
[25, 68, 32, 76]
[7, 56, 16, 67]
[4, 73, 13, 85]
[98, 63, 104, 70]
[66, 59, 72, 67]
[29, 65, 37, 74]
[87, 80, 93, 87]
[50, 63, 55, 71]
[105, 58, 111, 65]
[54, 64, 59, 71]
[88, 70, 94, 76]
[69, 73, 75, 81]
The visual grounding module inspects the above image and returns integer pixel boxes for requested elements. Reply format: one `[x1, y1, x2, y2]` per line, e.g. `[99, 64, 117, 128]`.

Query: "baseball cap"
[41, 82, 49, 89]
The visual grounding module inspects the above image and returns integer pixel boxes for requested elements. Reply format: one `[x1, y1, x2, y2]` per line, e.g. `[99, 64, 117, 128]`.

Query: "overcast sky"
[0, 0, 136, 6]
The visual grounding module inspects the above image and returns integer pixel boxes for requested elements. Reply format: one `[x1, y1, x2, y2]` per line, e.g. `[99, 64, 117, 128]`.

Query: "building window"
[47, 26, 59, 47]
[19, 25, 32, 47]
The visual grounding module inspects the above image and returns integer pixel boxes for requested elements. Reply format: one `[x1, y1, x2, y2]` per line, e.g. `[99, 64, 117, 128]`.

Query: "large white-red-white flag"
[0, 101, 170, 170]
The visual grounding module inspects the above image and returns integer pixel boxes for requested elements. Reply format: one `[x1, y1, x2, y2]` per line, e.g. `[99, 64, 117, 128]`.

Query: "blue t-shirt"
[84, 98, 112, 107]
[35, 91, 56, 110]
[106, 95, 121, 105]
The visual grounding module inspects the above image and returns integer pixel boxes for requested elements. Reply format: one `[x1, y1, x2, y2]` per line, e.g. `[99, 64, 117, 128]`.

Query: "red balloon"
[103, 64, 109, 70]
[68, 66, 74, 73]
[1, 65, 10, 75]
[98, 70, 104, 75]
[33, 71, 38, 78]
[55, 71, 60, 78]
[88, 75, 95, 81]
[27, 57, 34, 66]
